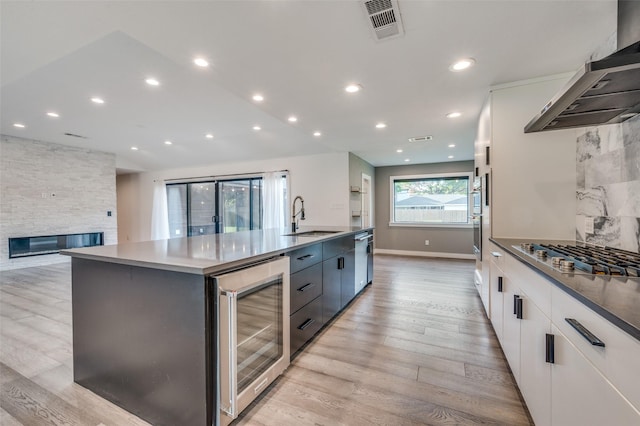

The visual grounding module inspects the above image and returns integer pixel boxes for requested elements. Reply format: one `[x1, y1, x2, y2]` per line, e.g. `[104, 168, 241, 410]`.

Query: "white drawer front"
[551, 285, 640, 411]
[503, 252, 551, 318]
[488, 241, 505, 268]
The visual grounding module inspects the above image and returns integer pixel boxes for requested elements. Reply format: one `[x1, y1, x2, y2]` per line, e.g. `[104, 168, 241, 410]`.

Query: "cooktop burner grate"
[516, 243, 640, 276]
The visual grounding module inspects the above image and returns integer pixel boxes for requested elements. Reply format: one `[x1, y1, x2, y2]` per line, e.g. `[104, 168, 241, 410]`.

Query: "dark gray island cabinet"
[63, 227, 373, 426]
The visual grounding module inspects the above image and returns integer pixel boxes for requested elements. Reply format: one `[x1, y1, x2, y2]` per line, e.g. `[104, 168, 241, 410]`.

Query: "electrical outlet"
[425, 240, 430, 246]
[585, 217, 595, 234]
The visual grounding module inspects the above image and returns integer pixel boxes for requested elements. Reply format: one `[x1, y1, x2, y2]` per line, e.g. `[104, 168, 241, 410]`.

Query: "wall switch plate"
[585, 217, 595, 234]
[425, 240, 430, 246]
[107, 211, 112, 217]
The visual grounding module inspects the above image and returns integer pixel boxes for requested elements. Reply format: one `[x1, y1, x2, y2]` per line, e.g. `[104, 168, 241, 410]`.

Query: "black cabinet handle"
[513, 294, 520, 315]
[498, 276, 503, 292]
[516, 297, 523, 319]
[298, 318, 315, 331]
[545, 334, 555, 364]
[296, 282, 316, 292]
[565, 318, 605, 347]
[296, 254, 314, 261]
[338, 257, 344, 270]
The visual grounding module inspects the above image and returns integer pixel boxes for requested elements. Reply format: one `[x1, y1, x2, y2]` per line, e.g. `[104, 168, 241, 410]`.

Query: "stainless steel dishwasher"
[354, 233, 371, 295]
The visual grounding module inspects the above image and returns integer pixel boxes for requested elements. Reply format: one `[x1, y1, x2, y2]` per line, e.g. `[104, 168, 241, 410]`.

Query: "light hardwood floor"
[1, 256, 532, 425]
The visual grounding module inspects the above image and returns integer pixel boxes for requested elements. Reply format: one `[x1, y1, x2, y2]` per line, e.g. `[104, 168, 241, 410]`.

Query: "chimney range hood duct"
[524, 1, 640, 133]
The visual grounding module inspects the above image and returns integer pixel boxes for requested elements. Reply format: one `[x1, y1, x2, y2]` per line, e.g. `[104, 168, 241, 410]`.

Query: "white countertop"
[62, 226, 372, 275]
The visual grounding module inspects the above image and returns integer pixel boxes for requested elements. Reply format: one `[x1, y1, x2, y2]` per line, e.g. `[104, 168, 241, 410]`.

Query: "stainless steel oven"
[215, 256, 290, 426]
[472, 178, 482, 260]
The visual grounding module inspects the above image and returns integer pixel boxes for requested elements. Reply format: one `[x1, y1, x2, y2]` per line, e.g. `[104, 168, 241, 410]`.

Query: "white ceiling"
[0, 0, 617, 172]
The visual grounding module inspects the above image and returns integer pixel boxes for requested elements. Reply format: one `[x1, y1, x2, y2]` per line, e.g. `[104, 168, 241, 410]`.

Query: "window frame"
[389, 172, 473, 228]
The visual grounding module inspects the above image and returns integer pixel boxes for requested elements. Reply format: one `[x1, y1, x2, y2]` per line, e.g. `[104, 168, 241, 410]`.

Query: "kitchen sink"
[283, 230, 341, 237]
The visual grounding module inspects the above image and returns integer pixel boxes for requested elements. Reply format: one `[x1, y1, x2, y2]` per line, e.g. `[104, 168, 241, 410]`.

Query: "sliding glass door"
[189, 182, 217, 236]
[219, 179, 262, 233]
[167, 178, 265, 237]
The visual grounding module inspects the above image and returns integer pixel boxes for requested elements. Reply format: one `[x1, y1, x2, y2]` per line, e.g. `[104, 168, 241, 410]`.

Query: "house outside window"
[390, 172, 472, 227]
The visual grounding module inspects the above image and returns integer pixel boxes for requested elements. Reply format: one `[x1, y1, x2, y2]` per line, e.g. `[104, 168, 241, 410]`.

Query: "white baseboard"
[374, 248, 475, 260]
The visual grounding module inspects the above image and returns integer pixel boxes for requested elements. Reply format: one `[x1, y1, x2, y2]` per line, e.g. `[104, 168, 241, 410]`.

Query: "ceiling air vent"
[408, 135, 433, 142]
[362, 0, 404, 41]
[64, 132, 88, 139]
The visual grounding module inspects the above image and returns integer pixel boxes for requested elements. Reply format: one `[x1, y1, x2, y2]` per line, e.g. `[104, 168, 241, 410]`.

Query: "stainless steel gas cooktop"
[513, 243, 640, 276]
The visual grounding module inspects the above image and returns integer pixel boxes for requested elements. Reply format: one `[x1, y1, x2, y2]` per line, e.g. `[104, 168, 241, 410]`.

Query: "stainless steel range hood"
[524, 1, 640, 133]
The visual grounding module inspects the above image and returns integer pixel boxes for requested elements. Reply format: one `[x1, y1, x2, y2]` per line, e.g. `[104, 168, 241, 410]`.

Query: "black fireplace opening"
[9, 232, 104, 258]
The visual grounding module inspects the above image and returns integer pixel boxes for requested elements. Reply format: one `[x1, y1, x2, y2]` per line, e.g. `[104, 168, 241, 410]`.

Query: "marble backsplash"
[576, 115, 640, 252]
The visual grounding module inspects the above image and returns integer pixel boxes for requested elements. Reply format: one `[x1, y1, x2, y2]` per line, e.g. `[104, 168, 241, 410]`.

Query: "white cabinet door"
[551, 325, 640, 426]
[519, 292, 551, 426]
[501, 273, 521, 384]
[551, 285, 640, 411]
[489, 260, 505, 343]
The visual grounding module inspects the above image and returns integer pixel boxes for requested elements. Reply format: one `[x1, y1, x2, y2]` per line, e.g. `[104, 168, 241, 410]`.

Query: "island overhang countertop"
[62, 226, 373, 275]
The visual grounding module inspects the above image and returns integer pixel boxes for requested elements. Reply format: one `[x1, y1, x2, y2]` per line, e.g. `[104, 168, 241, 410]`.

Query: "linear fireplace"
[8, 232, 103, 258]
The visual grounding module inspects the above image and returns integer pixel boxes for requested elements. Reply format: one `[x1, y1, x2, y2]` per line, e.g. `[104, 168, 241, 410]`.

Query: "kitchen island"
[62, 227, 373, 426]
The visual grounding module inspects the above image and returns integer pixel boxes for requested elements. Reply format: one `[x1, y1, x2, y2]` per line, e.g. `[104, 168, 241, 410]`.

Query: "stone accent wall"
[0, 135, 117, 269]
[576, 115, 640, 252]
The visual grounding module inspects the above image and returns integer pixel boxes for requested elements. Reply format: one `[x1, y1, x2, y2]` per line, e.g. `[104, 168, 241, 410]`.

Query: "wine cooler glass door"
[217, 257, 290, 425]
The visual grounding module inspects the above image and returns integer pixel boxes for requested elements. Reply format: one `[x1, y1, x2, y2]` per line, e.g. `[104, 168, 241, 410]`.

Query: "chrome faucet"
[291, 195, 305, 233]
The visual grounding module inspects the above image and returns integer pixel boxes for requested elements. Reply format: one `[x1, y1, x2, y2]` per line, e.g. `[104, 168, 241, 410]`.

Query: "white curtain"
[262, 172, 289, 230]
[151, 180, 170, 240]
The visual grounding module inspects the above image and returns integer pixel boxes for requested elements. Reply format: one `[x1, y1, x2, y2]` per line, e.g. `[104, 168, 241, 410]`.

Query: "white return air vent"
[362, 0, 404, 41]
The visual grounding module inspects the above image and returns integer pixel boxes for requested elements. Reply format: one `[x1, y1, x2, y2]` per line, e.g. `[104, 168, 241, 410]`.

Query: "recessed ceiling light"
[131, 146, 139, 151]
[46, 112, 60, 118]
[313, 131, 322, 137]
[193, 57, 209, 67]
[91, 97, 105, 104]
[13, 123, 25, 128]
[345, 84, 362, 93]
[449, 58, 475, 72]
[205, 133, 214, 139]
[253, 126, 261, 131]
[164, 140, 172, 145]
[404, 158, 410, 162]
[396, 149, 403, 153]
[252, 94, 264, 102]
[446, 112, 462, 118]
[448, 155, 454, 159]
[145, 78, 160, 86]
[375, 122, 387, 129]
[448, 144, 456, 148]
[288, 116, 298, 123]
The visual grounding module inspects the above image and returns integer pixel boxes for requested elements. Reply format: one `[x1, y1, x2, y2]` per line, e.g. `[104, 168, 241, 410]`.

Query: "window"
[166, 175, 286, 237]
[390, 172, 472, 227]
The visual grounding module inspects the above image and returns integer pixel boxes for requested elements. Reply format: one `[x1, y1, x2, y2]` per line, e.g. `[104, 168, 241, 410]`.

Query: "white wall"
[490, 76, 577, 240]
[117, 152, 350, 242]
[116, 173, 142, 243]
[0, 135, 117, 269]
